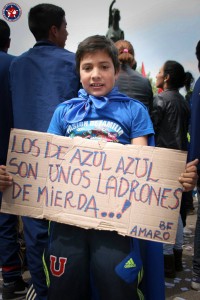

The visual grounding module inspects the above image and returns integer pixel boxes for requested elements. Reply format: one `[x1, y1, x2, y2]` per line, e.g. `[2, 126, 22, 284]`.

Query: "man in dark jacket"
[0, 18, 28, 300]
[9, 4, 80, 300]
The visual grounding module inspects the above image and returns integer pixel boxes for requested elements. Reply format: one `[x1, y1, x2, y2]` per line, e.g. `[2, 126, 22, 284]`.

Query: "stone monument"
[106, 0, 124, 42]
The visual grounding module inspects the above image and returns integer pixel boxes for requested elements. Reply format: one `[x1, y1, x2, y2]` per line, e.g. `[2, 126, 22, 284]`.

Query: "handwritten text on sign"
[2, 129, 187, 244]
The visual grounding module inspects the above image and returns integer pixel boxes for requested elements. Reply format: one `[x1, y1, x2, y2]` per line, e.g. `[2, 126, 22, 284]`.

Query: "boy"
[0, 35, 198, 300]
[44, 35, 197, 299]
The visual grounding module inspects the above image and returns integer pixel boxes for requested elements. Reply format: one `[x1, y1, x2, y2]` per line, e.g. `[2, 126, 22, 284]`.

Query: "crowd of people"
[0, 3, 199, 300]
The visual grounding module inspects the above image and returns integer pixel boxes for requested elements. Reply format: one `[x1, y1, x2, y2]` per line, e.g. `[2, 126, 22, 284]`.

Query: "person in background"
[180, 72, 195, 236]
[151, 60, 191, 278]
[0, 19, 29, 300]
[185, 71, 194, 103]
[115, 39, 153, 113]
[9, 4, 80, 299]
[188, 40, 200, 291]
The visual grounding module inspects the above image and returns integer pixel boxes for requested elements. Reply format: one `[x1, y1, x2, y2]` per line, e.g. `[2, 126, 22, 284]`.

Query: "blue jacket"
[10, 42, 80, 132]
[188, 76, 200, 171]
[0, 51, 15, 164]
[9, 41, 80, 300]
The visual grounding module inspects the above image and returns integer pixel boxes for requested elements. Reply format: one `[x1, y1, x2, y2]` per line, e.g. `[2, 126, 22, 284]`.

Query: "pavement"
[0, 197, 200, 300]
[165, 196, 200, 300]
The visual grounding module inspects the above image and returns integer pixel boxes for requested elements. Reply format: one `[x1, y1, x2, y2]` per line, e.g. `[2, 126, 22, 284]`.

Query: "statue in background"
[106, 0, 124, 42]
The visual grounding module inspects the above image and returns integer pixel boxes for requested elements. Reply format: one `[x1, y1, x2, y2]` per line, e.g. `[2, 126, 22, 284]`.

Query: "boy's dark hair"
[163, 60, 186, 89]
[76, 35, 120, 75]
[28, 3, 65, 41]
[0, 19, 10, 49]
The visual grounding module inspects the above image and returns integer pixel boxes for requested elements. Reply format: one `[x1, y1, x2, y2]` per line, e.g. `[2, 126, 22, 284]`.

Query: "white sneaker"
[183, 227, 192, 236]
[191, 277, 200, 291]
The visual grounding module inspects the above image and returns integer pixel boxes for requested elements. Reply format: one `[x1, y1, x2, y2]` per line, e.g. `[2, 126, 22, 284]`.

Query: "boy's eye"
[82, 65, 92, 71]
[101, 64, 109, 70]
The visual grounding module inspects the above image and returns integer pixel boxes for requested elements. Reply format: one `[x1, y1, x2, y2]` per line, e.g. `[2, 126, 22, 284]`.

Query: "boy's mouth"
[90, 83, 104, 87]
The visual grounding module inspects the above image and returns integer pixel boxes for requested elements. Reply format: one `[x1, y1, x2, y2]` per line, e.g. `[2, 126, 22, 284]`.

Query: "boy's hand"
[0, 165, 13, 192]
[179, 159, 199, 192]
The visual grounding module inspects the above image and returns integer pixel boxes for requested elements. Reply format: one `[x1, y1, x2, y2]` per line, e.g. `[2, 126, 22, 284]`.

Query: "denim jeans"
[0, 193, 22, 283]
[163, 214, 183, 255]
[193, 191, 200, 277]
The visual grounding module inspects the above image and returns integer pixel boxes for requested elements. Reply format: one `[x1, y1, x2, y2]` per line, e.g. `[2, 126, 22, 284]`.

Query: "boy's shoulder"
[109, 88, 148, 110]
[55, 101, 73, 114]
[12, 45, 75, 62]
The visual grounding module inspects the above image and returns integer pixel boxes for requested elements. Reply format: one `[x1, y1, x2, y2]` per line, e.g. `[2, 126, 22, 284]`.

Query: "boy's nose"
[91, 68, 101, 78]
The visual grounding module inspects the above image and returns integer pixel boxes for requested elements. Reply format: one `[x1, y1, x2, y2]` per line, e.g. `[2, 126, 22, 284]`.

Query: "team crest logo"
[50, 255, 67, 277]
[2, 3, 22, 22]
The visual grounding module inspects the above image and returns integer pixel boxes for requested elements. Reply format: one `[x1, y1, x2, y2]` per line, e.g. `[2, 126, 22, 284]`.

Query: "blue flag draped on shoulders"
[63, 87, 135, 124]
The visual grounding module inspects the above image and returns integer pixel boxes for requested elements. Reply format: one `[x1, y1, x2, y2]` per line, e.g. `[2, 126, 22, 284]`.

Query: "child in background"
[0, 35, 198, 300]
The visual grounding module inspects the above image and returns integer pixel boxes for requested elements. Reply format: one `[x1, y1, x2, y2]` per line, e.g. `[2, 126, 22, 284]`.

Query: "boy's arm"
[179, 159, 198, 192]
[0, 165, 13, 192]
[131, 136, 148, 145]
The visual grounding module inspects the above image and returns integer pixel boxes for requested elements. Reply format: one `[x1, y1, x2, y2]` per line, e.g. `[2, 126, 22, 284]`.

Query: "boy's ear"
[164, 74, 170, 82]
[115, 70, 119, 80]
[49, 25, 58, 39]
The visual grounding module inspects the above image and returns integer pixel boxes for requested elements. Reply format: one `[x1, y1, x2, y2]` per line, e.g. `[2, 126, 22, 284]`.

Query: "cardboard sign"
[2, 129, 187, 244]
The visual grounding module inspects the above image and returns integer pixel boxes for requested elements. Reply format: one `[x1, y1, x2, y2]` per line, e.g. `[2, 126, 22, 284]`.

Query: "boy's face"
[80, 50, 118, 97]
[54, 17, 68, 48]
